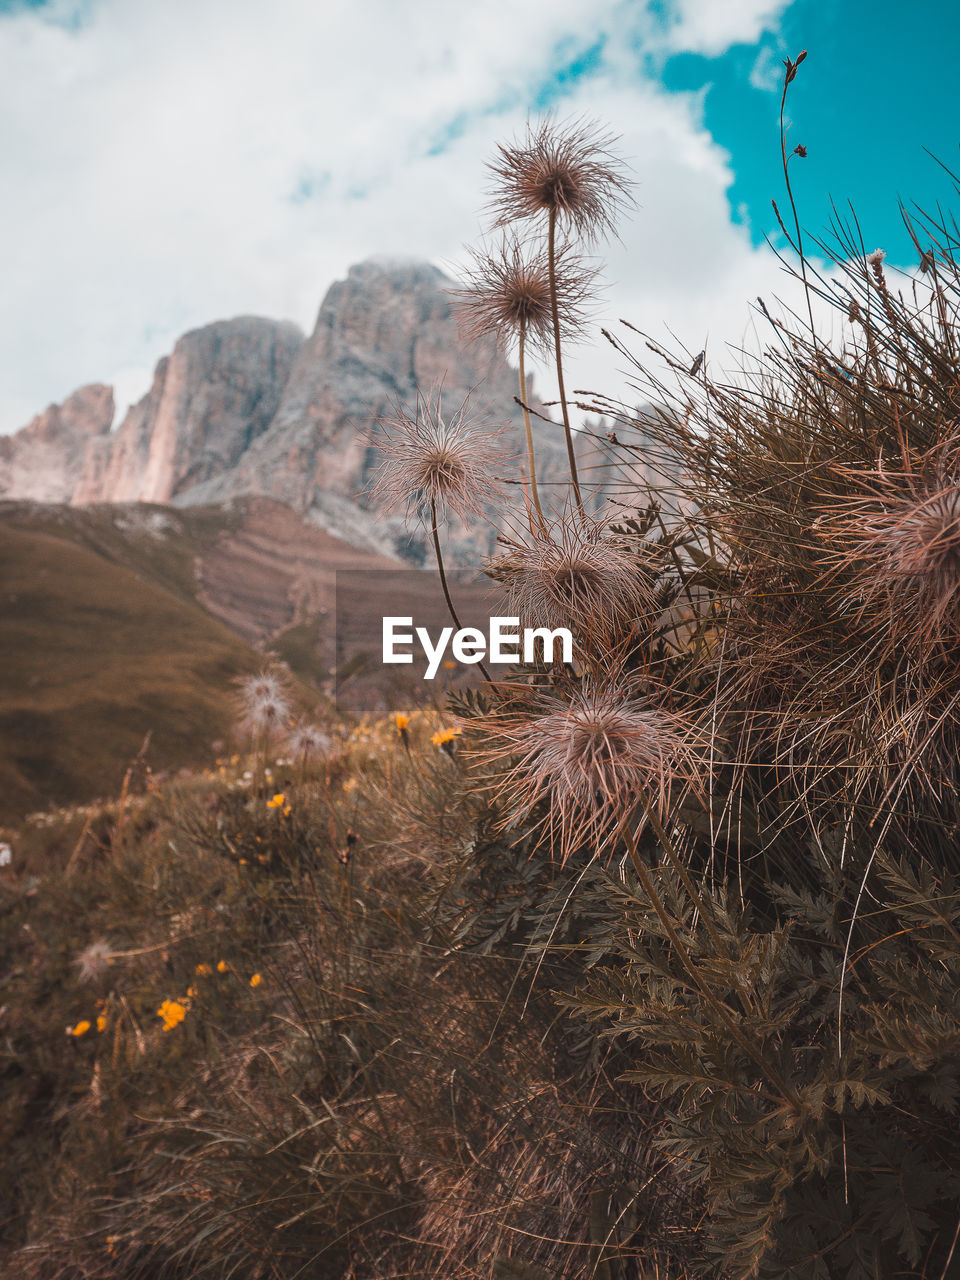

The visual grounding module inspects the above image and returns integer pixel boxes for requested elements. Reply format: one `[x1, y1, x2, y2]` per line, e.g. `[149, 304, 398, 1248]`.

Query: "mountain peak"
[0, 259, 575, 560]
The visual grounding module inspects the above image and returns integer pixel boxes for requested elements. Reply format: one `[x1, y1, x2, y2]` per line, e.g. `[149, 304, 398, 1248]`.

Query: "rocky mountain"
[1, 259, 606, 560]
[73, 317, 302, 507]
[0, 383, 114, 503]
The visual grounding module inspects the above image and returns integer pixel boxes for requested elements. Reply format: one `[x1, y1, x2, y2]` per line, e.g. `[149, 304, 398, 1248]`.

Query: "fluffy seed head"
[287, 722, 331, 760]
[239, 671, 284, 705]
[484, 681, 703, 858]
[74, 938, 114, 983]
[486, 117, 634, 243]
[369, 383, 509, 524]
[818, 448, 960, 651]
[489, 511, 655, 640]
[454, 234, 597, 357]
[236, 671, 292, 739]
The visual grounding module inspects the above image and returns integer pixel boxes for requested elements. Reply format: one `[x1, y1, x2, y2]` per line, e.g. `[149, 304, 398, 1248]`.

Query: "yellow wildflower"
[186, 985, 198, 999]
[157, 999, 187, 1032]
[216, 960, 229, 973]
[267, 792, 286, 809]
[443, 660, 457, 670]
[342, 777, 358, 794]
[395, 713, 409, 731]
[249, 973, 262, 988]
[96, 1013, 108, 1033]
[195, 963, 211, 976]
[70, 1020, 91, 1037]
[431, 727, 460, 747]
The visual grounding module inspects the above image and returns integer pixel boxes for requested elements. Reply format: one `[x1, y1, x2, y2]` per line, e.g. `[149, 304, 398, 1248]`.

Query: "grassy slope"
[0, 512, 262, 822]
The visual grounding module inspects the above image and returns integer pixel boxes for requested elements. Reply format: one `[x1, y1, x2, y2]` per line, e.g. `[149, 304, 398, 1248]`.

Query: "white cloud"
[663, 0, 791, 56]
[0, 0, 797, 432]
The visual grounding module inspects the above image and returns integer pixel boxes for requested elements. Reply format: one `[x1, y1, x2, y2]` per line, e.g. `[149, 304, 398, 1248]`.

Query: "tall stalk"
[548, 207, 584, 514]
[517, 321, 546, 529]
[430, 496, 492, 683]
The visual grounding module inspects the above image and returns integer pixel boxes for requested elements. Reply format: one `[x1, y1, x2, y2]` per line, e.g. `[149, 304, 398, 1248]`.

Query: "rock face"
[0, 259, 596, 560]
[183, 257, 569, 556]
[0, 384, 114, 503]
[73, 317, 304, 505]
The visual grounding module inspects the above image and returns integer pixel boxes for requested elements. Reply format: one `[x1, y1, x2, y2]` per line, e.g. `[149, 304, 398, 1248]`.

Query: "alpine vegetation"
[10, 60, 960, 1280]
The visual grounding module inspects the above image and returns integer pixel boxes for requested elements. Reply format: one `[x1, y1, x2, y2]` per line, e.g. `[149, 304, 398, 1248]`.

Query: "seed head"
[818, 446, 960, 652]
[486, 117, 634, 243]
[287, 722, 331, 760]
[74, 938, 114, 984]
[236, 669, 291, 738]
[369, 383, 509, 524]
[454, 234, 597, 357]
[484, 680, 703, 858]
[489, 511, 655, 640]
[239, 671, 285, 705]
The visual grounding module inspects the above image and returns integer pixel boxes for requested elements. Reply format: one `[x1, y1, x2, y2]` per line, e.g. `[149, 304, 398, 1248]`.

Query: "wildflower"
[486, 116, 634, 244]
[454, 233, 596, 358]
[96, 1013, 108, 1032]
[186, 985, 198, 999]
[432, 727, 461, 756]
[443, 660, 457, 670]
[489, 510, 655, 639]
[74, 938, 114, 983]
[395, 713, 410, 731]
[483, 679, 703, 858]
[69, 1020, 92, 1037]
[342, 777, 358, 794]
[157, 999, 187, 1031]
[369, 383, 508, 525]
[216, 960, 229, 973]
[249, 973, 262, 988]
[267, 792, 286, 809]
[195, 963, 211, 976]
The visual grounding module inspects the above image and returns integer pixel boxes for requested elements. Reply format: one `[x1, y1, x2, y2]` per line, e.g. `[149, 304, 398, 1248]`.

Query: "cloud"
[0, 0, 797, 432]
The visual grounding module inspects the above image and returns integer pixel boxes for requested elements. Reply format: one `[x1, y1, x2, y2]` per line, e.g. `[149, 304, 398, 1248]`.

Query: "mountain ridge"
[0, 259, 594, 560]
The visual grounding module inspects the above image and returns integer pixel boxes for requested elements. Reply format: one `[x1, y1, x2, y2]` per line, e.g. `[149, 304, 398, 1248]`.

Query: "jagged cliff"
[73, 317, 304, 506]
[0, 383, 114, 503]
[0, 259, 609, 558]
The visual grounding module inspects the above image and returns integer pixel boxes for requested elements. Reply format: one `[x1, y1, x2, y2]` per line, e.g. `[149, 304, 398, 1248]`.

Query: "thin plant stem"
[517, 322, 546, 529]
[548, 206, 584, 513]
[430, 496, 492, 682]
[778, 55, 817, 345]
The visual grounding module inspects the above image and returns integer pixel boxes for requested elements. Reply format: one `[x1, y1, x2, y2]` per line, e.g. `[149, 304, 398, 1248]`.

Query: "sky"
[0, 0, 957, 433]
